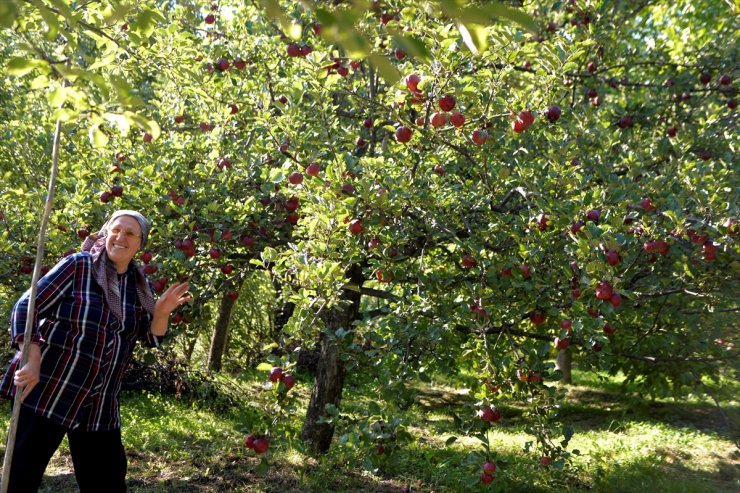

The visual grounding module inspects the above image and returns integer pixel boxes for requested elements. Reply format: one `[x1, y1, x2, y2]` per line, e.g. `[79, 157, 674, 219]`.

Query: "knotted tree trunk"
[300, 264, 363, 453]
[207, 276, 246, 372]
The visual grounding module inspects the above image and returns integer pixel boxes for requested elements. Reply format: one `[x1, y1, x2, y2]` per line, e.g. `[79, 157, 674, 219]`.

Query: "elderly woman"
[1, 210, 191, 493]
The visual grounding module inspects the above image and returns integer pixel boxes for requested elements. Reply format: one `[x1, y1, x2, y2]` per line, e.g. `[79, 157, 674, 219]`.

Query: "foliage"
[0, 0, 738, 485]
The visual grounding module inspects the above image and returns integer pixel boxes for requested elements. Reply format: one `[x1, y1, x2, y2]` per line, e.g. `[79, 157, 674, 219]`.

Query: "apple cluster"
[268, 366, 296, 391]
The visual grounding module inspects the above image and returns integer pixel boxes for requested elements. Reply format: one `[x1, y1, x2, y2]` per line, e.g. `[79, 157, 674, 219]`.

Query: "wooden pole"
[1, 114, 64, 493]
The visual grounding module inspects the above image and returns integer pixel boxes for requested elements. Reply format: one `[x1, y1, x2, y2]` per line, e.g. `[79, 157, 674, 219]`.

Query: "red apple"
[477, 406, 501, 423]
[286, 42, 300, 57]
[288, 172, 304, 185]
[225, 292, 239, 301]
[555, 337, 571, 350]
[545, 105, 561, 123]
[471, 130, 488, 145]
[269, 366, 284, 382]
[449, 112, 465, 128]
[519, 264, 532, 279]
[281, 374, 296, 390]
[348, 219, 364, 235]
[306, 162, 320, 177]
[221, 264, 234, 274]
[587, 60, 597, 72]
[530, 311, 545, 325]
[512, 118, 527, 133]
[99, 191, 111, 203]
[395, 126, 413, 143]
[244, 434, 255, 449]
[205, 13, 215, 24]
[719, 74, 732, 86]
[603, 323, 616, 335]
[174, 115, 185, 124]
[405, 73, 421, 91]
[518, 110, 535, 127]
[586, 209, 601, 222]
[142, 133, 153, 143]
[480, 473, 494, 484]
[595, 281, 613, 300]
[252, 438, 269, 454]
[140, 251, 153, 264]
[610, 292, 622, 308]
[560, 319, 572, 331]
[438, 94, 456, 112]
[461, 255, 477, 268]
[431, 112, 447, 128]
[606, 249, 620, 266]
[699, 72, 711, 85]
[482, 461, 496, 475]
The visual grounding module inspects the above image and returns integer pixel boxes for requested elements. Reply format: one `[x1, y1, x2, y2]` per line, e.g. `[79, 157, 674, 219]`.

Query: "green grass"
[0, 369, 737, 492]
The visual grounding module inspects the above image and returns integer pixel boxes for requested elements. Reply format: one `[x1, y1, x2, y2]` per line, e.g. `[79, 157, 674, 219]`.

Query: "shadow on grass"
[410, 383, 739, 443]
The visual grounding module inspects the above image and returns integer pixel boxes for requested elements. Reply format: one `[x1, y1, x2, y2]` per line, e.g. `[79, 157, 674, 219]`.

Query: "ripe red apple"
[174, 114, 185, 124]
[438, 94, 456, 112]
[348, 219, 364, 235]
[99, 191, 111, 203]
[215, 57, 229, 71]
[702, 240, 717, 261]
[252, 438, 269, 454]
[518, 110, 535, 127]
[394, 48, 406, 59]
[477, 406, 501, 423]
[545, 105, 561, 123]
[606, 248, 620, 266]
[244, 434, 255, 449]
[461, 255, 477, 268]
[699, 72, 711, 85]
[285, 196, 300, 212]
[595, 281, 613, 300]
[205, 13, 215, 24]
[376, 270, 393, 283]
[617, 114, 633, 129]
[171, 313, 183, 324]
[530, 311, 545, 325]
[376, 444, 386, 455]
[433, 165, 446, 176]
[480, 473, 494, 485]
[199, 121, 211, 132]
[221, 264, 234, 274]
[288, 172, 304, 185]
[281, 374, 296, 390]
[482, 461, 496, 475]
[430, 112, 447, 128]
[512, 118, 527, 133]
[209, 248, 221, 260]
[286, 42, 300, 57]
[449, 112, 465, 128]
[471, 129, 488, 145]
[540, 456, 552, 466]
[728, 99, 737, 109]
[142, 132, 153, 143]
[570, 220, 585, 234]
[405, 73, 421, 91]
[603, 323, 616, 335]
[536, 213, 549, 231]
[555, 337, 571, 350]
[225, 292, 239, 301]
[586, 61, 597, 73]
[363, 117, 374, 128]
[572, 289, 581, 299]
[560, 319, 572, 331]
[610, 292, 622, 308]
[234, 59, 247, 70]
[719, 74, 732, 86]
[586, 209, 601, 222]
[519, 264, 532, 279]
[667, 126, 677, 138]
[19, 264, 33, 275]
[395, 126, 412, 143]
[143, 264, 158, 275]
[138, 251, 152, 264]
[306, 162, 320, 177]
[269, 366, 283, 382]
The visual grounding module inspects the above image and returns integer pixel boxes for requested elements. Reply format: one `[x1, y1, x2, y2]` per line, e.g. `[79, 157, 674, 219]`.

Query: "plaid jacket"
[0, 252, 159, 431]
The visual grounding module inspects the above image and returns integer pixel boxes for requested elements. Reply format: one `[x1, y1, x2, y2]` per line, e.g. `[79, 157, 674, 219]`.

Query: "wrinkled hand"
[14, 345, 41, 402]
[155, 281, 192, 316]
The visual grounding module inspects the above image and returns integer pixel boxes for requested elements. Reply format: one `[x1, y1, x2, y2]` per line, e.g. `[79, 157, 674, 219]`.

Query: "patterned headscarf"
[80, 211, 156, 321]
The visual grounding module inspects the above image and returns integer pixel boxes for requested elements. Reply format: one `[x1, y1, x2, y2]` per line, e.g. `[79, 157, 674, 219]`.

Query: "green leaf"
[256, 362, 273, 371]
[6, 57, 47, 77]
[366, 54, 401, 85]
[88, 124, 109, 148]
[124, 112, 161, 139]
[0, 1, 19, 28]
[445, 436, 458, 447]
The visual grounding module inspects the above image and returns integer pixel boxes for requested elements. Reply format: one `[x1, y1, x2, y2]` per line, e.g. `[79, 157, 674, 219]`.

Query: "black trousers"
[6, 404, 127, 493]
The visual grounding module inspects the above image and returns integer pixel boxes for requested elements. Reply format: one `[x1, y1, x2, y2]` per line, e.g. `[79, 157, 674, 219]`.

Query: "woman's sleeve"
[10, 254, 77, 348]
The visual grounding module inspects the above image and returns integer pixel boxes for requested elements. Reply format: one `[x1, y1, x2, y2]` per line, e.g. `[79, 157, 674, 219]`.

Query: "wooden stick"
[1, 114, 64, 493]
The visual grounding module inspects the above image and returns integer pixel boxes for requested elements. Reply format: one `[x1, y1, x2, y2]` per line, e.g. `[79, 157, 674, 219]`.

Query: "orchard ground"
[0, 368, 736, 493]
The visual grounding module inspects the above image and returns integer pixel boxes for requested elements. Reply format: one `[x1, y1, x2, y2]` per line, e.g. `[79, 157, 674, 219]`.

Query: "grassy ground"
[0, 369, 737, 493]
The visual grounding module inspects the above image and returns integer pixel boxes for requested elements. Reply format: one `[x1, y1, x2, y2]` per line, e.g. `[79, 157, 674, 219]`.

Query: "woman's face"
[105, 215, 142, 273]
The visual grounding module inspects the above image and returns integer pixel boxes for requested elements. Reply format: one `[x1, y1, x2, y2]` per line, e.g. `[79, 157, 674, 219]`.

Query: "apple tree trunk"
[556, 348, 572, 384]
[300, 264, 363, 453]
[207, 276, 245, 372]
